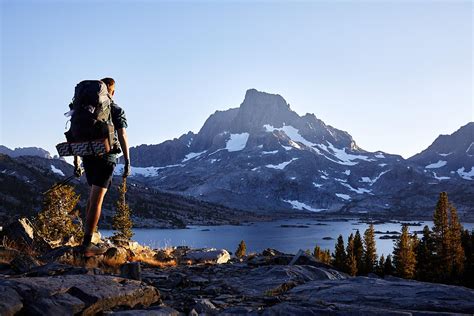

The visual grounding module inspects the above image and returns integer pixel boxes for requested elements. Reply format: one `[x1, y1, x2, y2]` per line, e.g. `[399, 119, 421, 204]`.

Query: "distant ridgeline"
[1, 89, 473, 219]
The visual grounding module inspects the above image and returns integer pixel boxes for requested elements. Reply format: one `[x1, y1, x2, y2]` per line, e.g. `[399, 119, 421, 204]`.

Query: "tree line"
[313, 192, 474, 288]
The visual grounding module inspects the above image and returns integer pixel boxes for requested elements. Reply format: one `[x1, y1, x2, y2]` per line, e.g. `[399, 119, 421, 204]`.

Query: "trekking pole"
[42, 174, 76, 195]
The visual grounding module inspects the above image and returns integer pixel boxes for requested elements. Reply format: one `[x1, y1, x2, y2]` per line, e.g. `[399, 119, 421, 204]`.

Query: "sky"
[1, 0, 472, 160]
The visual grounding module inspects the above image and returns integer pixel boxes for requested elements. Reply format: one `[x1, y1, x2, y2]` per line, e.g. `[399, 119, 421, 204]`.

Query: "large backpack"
[59, 80, 119, 156]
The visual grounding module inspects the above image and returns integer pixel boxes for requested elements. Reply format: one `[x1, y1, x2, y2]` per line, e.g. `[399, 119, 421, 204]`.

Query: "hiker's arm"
[117, 128, 130, 177]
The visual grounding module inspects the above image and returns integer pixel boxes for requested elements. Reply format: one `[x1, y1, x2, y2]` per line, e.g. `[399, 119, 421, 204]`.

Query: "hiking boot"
[81, 243, 107, 258]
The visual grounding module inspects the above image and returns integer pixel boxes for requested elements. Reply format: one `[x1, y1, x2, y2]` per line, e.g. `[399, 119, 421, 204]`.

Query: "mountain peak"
[242, 89, 289, 109]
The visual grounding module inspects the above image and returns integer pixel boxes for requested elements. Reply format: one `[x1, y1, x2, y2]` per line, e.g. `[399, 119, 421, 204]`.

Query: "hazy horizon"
[1, 1, 472, 159]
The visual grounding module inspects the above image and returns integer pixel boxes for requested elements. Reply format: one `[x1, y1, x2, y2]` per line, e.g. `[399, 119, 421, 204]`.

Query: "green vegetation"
[324, 191, 474, 288]
[236, 240, 247, 258]
[112, 178, 134, 241]
[35, 184, 83, 242]
[313, 245, 331, 264]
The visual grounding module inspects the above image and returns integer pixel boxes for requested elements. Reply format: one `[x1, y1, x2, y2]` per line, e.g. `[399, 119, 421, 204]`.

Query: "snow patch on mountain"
[375, 153, 385, 158]
[336, 193, 351, 200]
[313, 182, 323, 188]
[425, 160, 447, 169]
[115, 164, 184, 177]
[457, 167, 474, 180]
[339, 182, 372, 194]
[315, 142, 373, 166]
[432, 172, 450, 180]
[226, 133, 250, 152]
[265, 158, 298, 170]
[283, 199, 327, 212]
[467, 143, 474, 154]
[264, 124, 316, 147]
[438, 152, 452, 157]
[262, 150, 279, 155]
[359, 170, 391, 186]
[50, 165, 64, 176]
[182, 150, 207, 162]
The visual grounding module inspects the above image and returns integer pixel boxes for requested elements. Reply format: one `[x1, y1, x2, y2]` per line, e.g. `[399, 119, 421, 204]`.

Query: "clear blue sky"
[1, 0, 472, 159]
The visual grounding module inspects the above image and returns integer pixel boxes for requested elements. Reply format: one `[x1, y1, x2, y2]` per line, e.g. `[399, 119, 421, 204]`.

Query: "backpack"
[61, 80, 119, 156]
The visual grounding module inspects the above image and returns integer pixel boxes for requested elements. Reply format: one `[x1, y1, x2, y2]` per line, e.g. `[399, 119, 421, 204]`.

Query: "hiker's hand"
[123, 160, 131, 178]
[73, 157, 83, 177]
[74, 165, 83, 178]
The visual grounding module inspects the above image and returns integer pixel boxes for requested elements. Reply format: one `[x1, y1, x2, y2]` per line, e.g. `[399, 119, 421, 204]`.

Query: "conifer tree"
[393, 224, 417, 279]
[384, 254, 394, 275]
[313, 246, 331, 264]
[415, 225, 436, 281]
[377, 254, 386, 276]
[448, 204, 464, 281]
[363, 223, 378, 274]
[461, 229, 474, 288]
[36, 184, 82, 242]
[353, 230, 364, 274]
[236, 240, 247, 258]
[323, 249, 331, 264]
[112, 178, 134, 241]
[332, 234, 346, 271]
[346, 233, 358, 276]
[432, 192, 452, 280]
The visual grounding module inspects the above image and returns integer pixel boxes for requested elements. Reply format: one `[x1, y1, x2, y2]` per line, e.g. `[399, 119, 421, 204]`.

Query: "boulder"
[183, 248, 230, 264]
[2, 217, 51, 251]
[25, 262, 88, 277]
[103, 306, 181, 315]
[0, 285, 23, 316]
[10, 254, 40, 274]
[1, 274, 160, 315]
[287, 276, 474, 314]
[104, 247, 129, 264]
[221, 265, 348, 297]
[120, 262, 141, 281]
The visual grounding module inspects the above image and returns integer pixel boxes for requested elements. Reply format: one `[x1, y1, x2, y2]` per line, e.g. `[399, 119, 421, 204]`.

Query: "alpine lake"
[102, 218, 474, 257]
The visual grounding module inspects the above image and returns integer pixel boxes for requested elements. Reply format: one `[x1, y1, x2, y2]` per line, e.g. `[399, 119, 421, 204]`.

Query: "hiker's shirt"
[83, 102, 128, 165]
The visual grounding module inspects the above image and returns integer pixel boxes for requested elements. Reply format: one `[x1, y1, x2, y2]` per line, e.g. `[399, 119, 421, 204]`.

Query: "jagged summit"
[241, 89, 290, 110]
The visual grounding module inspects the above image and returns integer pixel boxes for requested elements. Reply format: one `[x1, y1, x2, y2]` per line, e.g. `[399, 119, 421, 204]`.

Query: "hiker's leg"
[84, 185, 108, 238]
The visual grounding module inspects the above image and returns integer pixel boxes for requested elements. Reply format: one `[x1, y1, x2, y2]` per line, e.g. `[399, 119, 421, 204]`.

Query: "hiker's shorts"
[82, 156, 116, 189]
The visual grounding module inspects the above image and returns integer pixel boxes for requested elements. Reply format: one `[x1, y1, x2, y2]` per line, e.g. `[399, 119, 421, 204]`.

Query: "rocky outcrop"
[183, 248, 231, 264]
[0, 275, 160, 316]
[1, 238, 474, 315]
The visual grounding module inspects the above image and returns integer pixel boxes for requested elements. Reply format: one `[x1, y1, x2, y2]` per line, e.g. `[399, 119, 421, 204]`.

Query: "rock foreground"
[1, 246, 474, 315]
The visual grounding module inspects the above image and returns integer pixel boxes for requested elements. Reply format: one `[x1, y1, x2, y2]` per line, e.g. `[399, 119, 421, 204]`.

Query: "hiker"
[73, 77, 131, 257]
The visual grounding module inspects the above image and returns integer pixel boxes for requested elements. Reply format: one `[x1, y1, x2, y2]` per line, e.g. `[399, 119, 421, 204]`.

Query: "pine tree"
[461, 229, 474, 288]
[323, 249, 331, 264]
[112, 178, 134, 241]
[363, 224, 378, 274]
[36, 184, 82, 242]
[345, 233, 358, 276]
[448, 204, 465, 281]
[353, 230, 364, 274]
[432, 192, 452, 280]
[415, 225, 436, 281]
[393, 224, 417, 279]
[384, 254, 394, 275]
[377, 254, 386, 276]
[313, 247, 331, 264]
[236, 240, 247, 258]
[332, 234, 346, 271]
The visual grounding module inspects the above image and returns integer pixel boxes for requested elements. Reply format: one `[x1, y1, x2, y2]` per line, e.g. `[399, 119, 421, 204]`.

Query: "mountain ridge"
[120, 89, 473, 218]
